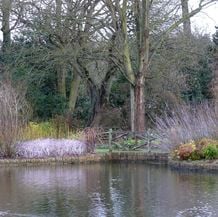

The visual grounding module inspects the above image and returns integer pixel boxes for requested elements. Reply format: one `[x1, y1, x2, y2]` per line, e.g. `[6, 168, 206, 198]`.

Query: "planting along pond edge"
[1, 151, 218, 172]
[169, 159, 218, 172]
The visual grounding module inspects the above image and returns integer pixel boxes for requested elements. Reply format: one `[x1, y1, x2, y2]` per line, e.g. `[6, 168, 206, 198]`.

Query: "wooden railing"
[95, 129, 159, 152]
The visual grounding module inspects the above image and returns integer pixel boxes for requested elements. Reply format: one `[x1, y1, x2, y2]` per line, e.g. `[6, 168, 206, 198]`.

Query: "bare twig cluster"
[81, 127, 103, 153]
[0, 82, 30, 157]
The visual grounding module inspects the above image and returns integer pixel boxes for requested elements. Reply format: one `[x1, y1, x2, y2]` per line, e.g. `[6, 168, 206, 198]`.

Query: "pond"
[0, 163, 218, 217]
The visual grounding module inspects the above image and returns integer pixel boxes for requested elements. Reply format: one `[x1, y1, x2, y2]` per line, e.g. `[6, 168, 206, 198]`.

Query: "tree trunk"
[133, 0, 150, 133]
[134, 73, 145, 132]
[68, 72, 81, 114]
[87, 81, 111, 127]
[54, 0, 67, 98]
[130, 85, 135, 132]
[87, 83, 101, 126]
[181, 0, 191, 36]
[57, 64, 66, 98]
[1, 0, 12, 53]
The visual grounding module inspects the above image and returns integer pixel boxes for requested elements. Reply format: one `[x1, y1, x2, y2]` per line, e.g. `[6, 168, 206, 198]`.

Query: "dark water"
[0, 164, 218, 217]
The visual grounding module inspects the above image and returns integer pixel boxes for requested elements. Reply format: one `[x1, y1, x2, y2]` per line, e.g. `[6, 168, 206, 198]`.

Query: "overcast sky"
[191, 1, 218, 35]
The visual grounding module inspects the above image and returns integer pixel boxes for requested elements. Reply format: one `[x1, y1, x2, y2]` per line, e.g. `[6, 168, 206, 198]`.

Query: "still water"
[0, 163, 218, 217]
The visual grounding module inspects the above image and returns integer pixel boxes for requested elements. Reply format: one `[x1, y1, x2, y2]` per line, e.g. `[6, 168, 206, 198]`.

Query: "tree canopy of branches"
[0, 0, 216, 130]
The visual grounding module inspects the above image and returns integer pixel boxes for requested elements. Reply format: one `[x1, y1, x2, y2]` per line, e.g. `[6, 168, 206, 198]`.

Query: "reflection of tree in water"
[27, 165, 112, 217]
[1, 165, 218, 217]
[0, 165, 108, 216]
[0, 165, 157, 216]
[105, 164, 169, 217]
[172, 171, 218, 215]
[175, 172, 218, 194]
[0, 168, 15, 206]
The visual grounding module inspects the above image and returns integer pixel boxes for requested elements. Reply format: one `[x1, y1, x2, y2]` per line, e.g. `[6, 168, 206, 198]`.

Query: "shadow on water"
[0, 163, 218, 217]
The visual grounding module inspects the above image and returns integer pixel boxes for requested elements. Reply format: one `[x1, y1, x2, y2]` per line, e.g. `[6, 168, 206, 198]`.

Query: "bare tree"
[19, 0, 108, 119]
[104, 0, 216, 132]
[181, 0, 191, 36]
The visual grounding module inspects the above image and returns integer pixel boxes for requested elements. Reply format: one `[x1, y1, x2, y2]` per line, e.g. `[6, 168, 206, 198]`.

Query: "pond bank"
[1, 152, 218, 172]
[0, 152, 168, 166]
[169, 159, 218, 172]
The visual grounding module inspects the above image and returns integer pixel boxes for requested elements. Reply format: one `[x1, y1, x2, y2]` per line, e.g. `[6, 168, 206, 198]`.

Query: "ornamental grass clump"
[16, 139, 87, 158]
[15, 127, 100, 158]
[155, 102, 218, 151]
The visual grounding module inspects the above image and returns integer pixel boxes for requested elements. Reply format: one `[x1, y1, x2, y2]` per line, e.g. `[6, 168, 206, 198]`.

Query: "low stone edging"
[0, 154, 110, 166]
[1, 152, 218, 172]
[169, 159, 218, 172]
[110, 151, 169, 164]
[0, 152, 168, 166]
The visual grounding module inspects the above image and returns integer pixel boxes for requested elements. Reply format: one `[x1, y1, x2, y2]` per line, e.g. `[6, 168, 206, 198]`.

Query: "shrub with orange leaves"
[175, 141, 196, 160]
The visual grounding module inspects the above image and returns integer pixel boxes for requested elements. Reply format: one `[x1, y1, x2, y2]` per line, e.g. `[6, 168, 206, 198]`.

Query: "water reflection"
[0, 164, 218, 217]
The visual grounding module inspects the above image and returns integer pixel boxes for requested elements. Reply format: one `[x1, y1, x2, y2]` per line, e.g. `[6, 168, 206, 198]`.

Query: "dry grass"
[155, 102, 218, 151]
[16, 125, 102, 158]
[21, 122, 82, 140]
[14, 126, 104, 158]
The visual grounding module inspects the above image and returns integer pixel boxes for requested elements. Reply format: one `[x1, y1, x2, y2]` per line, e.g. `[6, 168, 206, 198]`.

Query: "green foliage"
[27, 70, 68, 120]
[32, 92, 67, 120]
[110, 74, 129, 107]
[202, 144, 218, 160]
[112, 138, 144, 151]
[73, 87, 91, 124]
[182, 44, 213, 102]
[189, 150, 202, 161]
